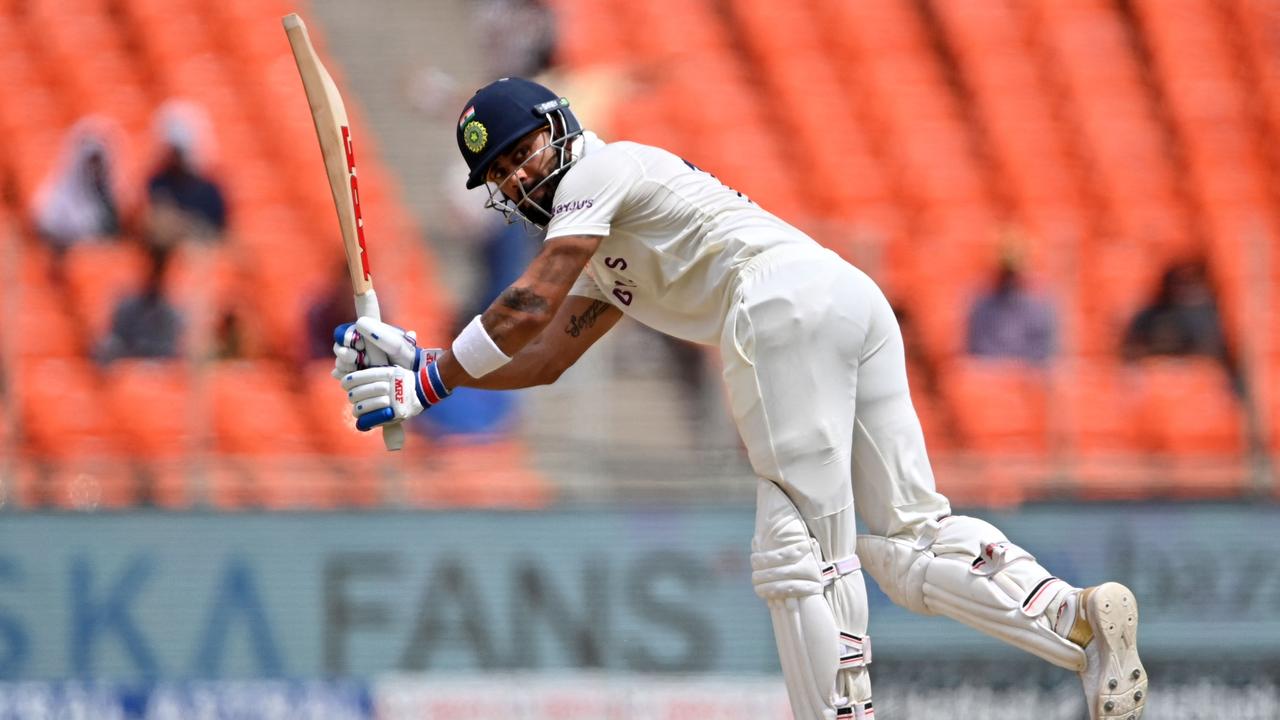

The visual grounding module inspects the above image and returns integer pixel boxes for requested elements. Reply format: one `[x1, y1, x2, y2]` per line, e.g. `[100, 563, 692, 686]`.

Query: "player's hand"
[339, 366, 425, 430]
[331, 318, 429, 377]
[332, 322, 369, 378]
[337, 344, 451, 431]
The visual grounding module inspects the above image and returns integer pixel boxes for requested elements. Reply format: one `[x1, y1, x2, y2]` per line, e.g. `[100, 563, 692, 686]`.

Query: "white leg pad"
[752, 480, 873, 720]
[857, 515, 1086, 672]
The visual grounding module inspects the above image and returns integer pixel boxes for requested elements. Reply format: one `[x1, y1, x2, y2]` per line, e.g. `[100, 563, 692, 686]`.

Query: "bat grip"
[354, 290, 405, 451]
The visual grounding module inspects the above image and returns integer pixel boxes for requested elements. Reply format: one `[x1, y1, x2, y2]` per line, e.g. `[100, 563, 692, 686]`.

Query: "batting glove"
[337, 348, 450, 431]
[331, 318, 425, 377]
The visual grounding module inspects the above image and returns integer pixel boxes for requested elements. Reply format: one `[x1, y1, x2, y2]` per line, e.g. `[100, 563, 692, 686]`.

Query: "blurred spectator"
[144, 101, 227, 249]
[1122, 260, 1226, 362]
[965, 256, 1057, 364]
[473, 0, 557, 78]
[32, 117, 126, 251]
[95, 246, 183, 363]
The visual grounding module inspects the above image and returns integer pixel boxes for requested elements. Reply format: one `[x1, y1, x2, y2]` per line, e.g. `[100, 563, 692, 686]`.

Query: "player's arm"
[465, 293, 621, 390]
[332, 285, 618, 429]
[434, 233, 603, 390]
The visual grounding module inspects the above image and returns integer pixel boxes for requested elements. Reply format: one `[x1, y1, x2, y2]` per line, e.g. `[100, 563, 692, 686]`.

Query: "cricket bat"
[283, 13, 405, 451]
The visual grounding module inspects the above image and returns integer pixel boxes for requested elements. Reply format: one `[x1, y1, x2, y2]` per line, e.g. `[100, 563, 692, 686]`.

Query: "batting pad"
[858, 516, 1086, 671]
[752, 480, 873, 720]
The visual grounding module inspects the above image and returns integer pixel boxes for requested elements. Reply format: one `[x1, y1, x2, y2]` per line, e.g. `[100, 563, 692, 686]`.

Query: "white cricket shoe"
[1071, 583, 1147, 719]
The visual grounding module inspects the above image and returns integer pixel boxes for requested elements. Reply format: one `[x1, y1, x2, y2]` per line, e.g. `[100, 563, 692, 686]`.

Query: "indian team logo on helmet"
[458, 105, 476, 128]
[463, 120, 488, 153]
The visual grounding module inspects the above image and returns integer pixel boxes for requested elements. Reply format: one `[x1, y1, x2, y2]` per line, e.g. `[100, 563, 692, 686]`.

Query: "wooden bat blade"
[284, 13, 404, 452]
[282, 13, 373, 296]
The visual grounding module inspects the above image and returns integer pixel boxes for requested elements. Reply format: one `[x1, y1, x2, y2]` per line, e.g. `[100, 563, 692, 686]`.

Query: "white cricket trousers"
[721, 243, 953, 565]
[720, 246, 1093, 720]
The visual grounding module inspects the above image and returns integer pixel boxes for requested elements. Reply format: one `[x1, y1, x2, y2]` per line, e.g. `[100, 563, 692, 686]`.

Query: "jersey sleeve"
[568, 266, 610, 302]
[544, 146, 644, 241]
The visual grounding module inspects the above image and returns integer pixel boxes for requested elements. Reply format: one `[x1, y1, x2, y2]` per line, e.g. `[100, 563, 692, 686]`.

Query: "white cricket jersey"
[544, 133, 818, 345]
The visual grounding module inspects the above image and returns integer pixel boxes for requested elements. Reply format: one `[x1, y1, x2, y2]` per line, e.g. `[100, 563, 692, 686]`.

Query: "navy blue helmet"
[456, 77, 582, 226]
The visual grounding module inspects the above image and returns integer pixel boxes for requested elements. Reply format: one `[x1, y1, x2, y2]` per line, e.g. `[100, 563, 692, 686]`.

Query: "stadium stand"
[0, 0, 541, 510]
[1, 0, 1272, 507]
[550, 0, 1269, 499]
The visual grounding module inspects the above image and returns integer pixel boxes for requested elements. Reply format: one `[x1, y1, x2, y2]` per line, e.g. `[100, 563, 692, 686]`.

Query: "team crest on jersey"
[463, 121, 488, 153]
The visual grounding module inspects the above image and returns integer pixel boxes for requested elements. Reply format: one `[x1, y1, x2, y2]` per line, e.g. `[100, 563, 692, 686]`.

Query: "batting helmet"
[456, 77, 581, 190]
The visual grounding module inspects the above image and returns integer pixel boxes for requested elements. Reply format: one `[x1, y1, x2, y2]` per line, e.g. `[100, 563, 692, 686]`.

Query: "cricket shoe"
[1068, 583, 1147, 719]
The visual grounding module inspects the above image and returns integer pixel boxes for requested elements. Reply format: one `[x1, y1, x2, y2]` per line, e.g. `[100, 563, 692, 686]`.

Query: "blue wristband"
[415, 352, 451, 407]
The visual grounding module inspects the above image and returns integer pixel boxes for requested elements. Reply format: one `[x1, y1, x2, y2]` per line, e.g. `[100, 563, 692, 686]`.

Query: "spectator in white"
[965, 255, 1057, 364]
[144, 100, 227, 248]
[32, 116, 126, 251]
[95, 246, 183, 363]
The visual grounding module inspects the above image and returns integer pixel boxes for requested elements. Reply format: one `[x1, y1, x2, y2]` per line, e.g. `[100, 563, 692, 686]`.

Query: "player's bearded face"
[487, 129, 559, 220]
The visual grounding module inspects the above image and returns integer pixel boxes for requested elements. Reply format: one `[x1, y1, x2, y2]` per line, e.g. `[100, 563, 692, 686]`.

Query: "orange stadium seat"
[17, 279, 83, 359]
[103, 359, 195, 459]
[63, 242, 149, 340]
[942, 358, 1050, 456]
[547, 0, 630, 68]
[1055, 360, 1142, 455]
[207, 361, 312, 455]
[399, 438, 553, 509]
[1133, 357, 1245, 456]
[204, 361, 339, 508]
[15, 358, 119, 457]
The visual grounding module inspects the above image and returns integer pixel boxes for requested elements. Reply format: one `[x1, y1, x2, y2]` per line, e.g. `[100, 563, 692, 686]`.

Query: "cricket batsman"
[332, 78, 1146, 719]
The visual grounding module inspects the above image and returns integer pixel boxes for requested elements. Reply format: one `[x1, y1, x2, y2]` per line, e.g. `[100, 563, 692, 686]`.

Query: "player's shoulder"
[577, 139, 691, 183]
[575, 139, 651, 171]
[558, 140, 650, 195]
[604, 139, 684, 165]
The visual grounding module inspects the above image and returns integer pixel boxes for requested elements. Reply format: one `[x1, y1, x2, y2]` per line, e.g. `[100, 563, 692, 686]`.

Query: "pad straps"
[837, 700, 876, 718]
[821, 555, 861, 585]
[824, 554, 873, 670]
[839, 632, 871, 668]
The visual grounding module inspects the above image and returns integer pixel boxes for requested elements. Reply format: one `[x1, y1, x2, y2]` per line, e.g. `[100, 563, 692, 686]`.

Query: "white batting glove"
[330, 319, 425, 378]
[340, 366, 426, 431]
[336, 342, 451, 432]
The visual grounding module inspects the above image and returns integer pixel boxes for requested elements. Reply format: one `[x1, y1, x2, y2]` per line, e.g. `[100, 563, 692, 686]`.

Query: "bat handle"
[381, 420, 405, 451]
[354, 289, 405, 452]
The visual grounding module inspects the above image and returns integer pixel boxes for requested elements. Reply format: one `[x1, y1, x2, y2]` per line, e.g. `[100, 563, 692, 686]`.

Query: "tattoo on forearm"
[500, 287, 550, 315]
[564, 300, 612, 338]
